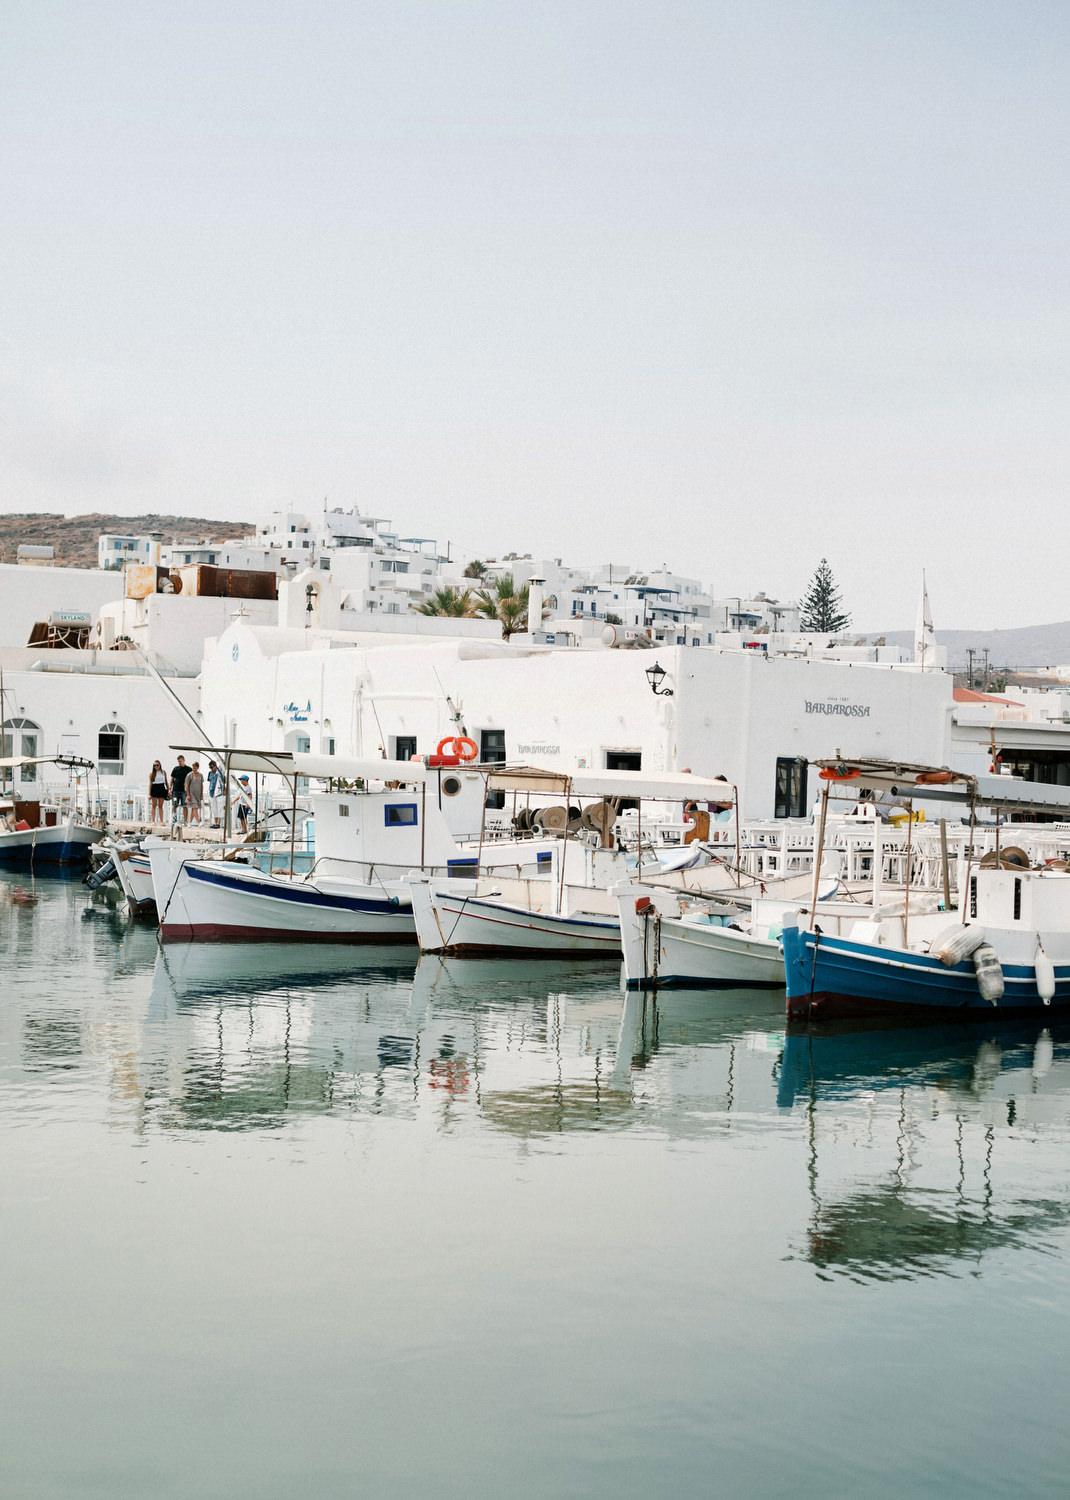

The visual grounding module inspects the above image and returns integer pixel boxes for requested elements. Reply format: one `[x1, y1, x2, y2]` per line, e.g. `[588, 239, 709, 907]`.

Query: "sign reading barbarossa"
[805, 699, 871, 718]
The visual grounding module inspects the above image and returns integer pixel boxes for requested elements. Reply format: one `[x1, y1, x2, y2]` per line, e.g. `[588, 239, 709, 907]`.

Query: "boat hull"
[782, 922, 1070, 1019]
[0, 821, 99, 866]
[627, 914, 784, 989]
[615, 886, 786, 989]
[411, 880, 620, 957]
[158, 859, 417, 944]
[119, 852, 158, 915]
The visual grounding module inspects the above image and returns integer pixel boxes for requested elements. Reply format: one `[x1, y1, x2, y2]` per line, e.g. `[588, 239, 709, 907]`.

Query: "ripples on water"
[4, 872, 1070, 1498]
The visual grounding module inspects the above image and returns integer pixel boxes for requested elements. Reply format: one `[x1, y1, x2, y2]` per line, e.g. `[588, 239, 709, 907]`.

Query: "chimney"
[528, 576, 545, 632]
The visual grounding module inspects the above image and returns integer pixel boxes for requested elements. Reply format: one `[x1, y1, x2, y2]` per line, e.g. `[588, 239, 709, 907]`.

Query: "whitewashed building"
[0, 649, 200, 797]
[200, 620, 953, 819]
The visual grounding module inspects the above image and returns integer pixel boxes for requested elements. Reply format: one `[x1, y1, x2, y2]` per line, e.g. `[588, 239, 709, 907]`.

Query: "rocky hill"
[0, 512, 255, 568]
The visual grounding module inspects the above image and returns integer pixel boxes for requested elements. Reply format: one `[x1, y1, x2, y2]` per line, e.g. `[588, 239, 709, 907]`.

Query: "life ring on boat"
[819, 766, 861, 782]
[915, 770, 955, 784]
[435, 735, 479, 761]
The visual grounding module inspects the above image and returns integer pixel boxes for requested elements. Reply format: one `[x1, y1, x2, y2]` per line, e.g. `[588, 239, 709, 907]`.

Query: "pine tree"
[800, 558, 851, 633]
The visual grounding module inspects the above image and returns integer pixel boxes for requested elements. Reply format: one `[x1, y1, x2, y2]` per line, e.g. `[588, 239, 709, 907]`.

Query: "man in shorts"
[169, 755, 191, 825]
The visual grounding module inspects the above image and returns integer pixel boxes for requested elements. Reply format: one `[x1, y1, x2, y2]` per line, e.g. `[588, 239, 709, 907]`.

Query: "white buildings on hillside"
[2, 503, 979, 821]
[97, 533, 162, 569]
[472, 552, 801, 644]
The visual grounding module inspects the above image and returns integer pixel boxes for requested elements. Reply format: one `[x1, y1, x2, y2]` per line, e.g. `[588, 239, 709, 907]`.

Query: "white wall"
[0, 564, 124, 648]
[0, 666, 201, 792]
[98, 594, 278, 674]
[201, 624, 954, 818]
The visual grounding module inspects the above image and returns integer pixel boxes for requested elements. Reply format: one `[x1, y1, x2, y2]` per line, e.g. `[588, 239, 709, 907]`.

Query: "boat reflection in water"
[138, 947, 786, 1136]
[779, 1018, 1070, 1281]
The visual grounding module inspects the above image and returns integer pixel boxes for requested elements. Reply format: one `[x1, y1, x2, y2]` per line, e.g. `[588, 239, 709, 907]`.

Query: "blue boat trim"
[783, 924, 1070, 1017]
[186, 863, 409, 915]
[442, 893, 618, 934]
[0, 841, 91, 865]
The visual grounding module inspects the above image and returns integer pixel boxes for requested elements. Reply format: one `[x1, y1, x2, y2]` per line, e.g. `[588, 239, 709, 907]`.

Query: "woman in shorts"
[149, 760, 169, 824]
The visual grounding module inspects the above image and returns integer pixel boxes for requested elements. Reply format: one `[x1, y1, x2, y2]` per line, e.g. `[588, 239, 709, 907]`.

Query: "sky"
[1, 0, 1067, 629]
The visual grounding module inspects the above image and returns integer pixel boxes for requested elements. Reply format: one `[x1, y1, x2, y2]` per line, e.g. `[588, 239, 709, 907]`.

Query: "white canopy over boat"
[485, 766, 735, 803]
[814, 757, 1070, 816]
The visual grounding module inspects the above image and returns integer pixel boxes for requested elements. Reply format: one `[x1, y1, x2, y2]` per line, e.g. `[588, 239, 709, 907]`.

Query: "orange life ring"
[818, 767, 861, 782]
[915, 771, 954, 785]
[436, 735, 479, 762]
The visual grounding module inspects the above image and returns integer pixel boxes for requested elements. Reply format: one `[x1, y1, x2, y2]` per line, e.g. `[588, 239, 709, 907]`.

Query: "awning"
[813, 758, 1070, 817]
[295, 754, 432, 784]
[486, 766, 736, 803]
[170, 747, 434, 784]
[170, 746, 297, 777]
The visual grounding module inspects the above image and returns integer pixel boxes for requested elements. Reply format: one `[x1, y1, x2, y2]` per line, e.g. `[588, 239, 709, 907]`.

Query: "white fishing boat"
[85, 833, 162, 915]
[153, 748, 558, 943]
[0, 755, 100, 866]
[410, 766, 737, 957]
[409, 875, 622, 956]
[615, 878, 841, 989]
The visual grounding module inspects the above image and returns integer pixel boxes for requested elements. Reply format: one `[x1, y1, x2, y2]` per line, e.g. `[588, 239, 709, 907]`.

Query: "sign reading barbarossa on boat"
[804, 697, 871, 718]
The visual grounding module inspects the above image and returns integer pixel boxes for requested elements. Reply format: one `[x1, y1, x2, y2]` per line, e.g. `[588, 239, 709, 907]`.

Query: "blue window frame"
[384, 803, 418, 827]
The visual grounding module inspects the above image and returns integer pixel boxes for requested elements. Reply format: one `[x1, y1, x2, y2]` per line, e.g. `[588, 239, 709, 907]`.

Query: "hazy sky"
[2, 1, 1067, 628]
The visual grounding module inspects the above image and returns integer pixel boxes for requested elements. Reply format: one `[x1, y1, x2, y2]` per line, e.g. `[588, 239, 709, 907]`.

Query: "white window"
[2, 718, 40, 783]
[97, 723, 126, 776]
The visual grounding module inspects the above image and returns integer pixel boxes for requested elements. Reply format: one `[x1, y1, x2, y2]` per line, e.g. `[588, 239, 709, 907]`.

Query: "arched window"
[545, 595, 558, 612]
[2, 718, 41, 784]
[97, 723, 126, 777]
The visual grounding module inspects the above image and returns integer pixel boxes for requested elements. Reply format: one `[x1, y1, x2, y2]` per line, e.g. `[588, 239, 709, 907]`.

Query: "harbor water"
[4, 871, 1070, 1498]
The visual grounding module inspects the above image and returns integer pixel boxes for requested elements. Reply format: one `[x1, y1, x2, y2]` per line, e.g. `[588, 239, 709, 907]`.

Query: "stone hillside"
[0, 512, 255, 568]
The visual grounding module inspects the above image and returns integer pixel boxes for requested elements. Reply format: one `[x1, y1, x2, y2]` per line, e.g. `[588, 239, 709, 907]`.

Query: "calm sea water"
[4, 871, 1070, 1499]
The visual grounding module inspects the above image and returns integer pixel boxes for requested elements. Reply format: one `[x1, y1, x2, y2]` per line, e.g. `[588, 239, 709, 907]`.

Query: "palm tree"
[463, 559, 488, 580]
[474, 573, 551, 638]
[415, 586, 478, 618]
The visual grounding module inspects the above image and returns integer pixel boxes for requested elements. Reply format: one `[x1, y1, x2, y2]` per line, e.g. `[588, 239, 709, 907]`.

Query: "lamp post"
[645, 660, 673, 697]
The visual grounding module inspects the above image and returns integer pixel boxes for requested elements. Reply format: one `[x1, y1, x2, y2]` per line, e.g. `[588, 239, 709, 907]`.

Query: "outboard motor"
[84, 857, 118, 890]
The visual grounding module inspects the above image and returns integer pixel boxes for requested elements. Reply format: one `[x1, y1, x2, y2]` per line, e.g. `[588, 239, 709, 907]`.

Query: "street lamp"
[645, 660, 673, 696]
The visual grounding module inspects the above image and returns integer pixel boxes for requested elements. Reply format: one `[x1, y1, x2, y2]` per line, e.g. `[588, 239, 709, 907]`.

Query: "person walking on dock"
[207, 760, 224, 828]
[185, 762, 204, 825]
[149, 760, 169, 824]
[170, 755, 191, 826]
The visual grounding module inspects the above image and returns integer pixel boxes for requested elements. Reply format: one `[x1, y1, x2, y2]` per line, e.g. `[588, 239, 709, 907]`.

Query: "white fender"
[932, 923, 986, 968]
[972, 943, 1004, 1004]
[1035, 941, 1056, 1005]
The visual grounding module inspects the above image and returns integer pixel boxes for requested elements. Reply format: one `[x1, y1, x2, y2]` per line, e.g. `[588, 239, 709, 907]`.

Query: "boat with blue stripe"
[785, 756, 1070, 1022]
